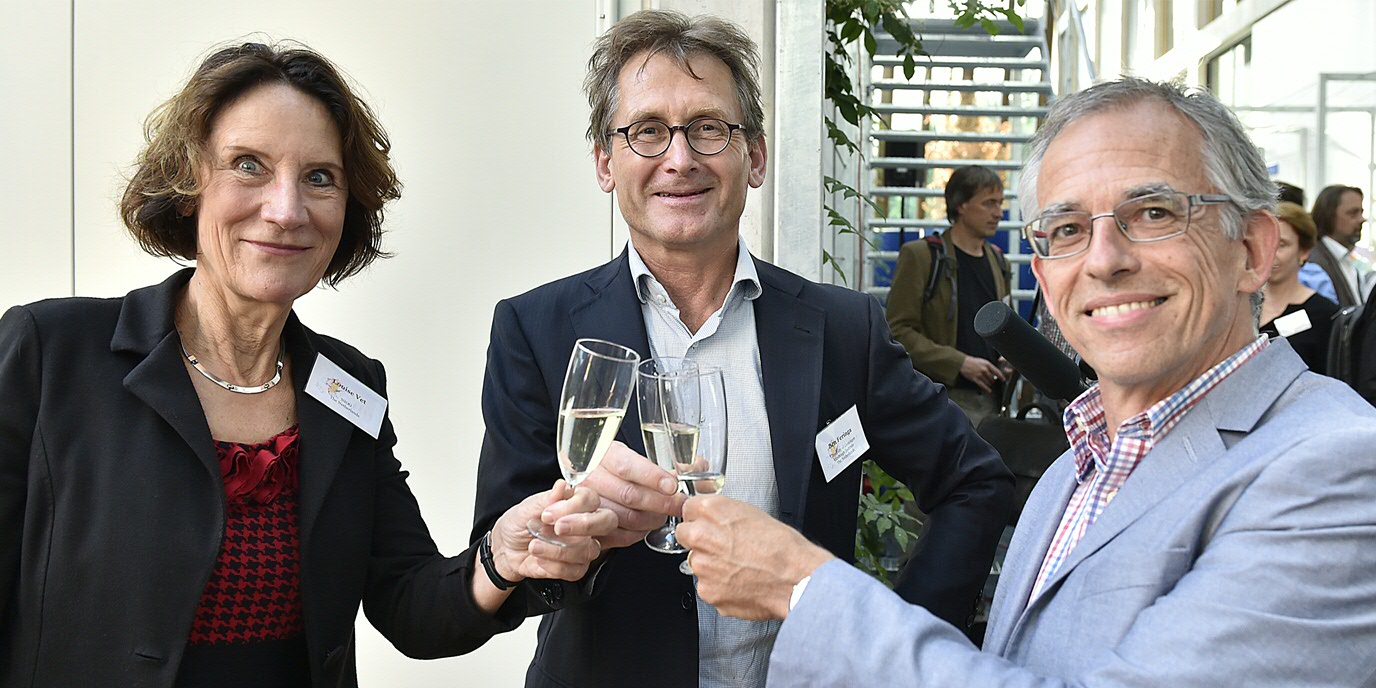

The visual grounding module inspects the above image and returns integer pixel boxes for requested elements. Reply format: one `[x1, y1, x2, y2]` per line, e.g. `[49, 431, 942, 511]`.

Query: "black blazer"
[472, 252, 1014, 688]
[0, 270, 524, 688]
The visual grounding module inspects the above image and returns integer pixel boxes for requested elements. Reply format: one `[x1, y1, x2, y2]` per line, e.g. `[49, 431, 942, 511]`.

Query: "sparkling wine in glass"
[678, 367, 726, 575]
[638, 357, 700, 554]
[529, 338, 640, 546]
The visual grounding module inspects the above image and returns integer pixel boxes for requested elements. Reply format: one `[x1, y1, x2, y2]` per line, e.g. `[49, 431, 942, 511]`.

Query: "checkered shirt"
[1029, 336, 1269, 600]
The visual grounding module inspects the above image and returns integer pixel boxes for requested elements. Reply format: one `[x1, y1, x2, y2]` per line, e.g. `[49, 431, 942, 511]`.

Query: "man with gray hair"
[678, 78, 1376, 686]
[470, 9, 1012, 688]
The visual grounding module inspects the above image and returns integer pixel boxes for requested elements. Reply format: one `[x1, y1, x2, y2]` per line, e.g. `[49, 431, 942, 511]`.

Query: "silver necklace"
[180, 338, 285, 394]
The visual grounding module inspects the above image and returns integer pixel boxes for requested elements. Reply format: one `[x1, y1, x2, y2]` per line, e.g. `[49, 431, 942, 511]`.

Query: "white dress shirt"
[628, 238, 783, 688]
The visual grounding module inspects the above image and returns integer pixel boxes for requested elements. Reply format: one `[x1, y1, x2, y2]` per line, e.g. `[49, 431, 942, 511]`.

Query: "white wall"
[3, 1, 614, 685]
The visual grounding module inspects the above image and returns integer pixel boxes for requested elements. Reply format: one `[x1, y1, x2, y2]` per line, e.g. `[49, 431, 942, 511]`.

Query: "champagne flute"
[678, 367, 726, 575]
[529, 338, 640, 546]
[637, 357, 700, 554]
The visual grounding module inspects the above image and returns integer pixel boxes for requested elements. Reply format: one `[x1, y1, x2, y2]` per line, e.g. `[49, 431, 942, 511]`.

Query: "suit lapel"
[1312, 245, 1357, 305]
[114, 270, 219, 484]
[1001, 341, 1308, 650]
[123, 333, 220, 481]
[568, 253, 653, 452]
[753, 262, 824, 526]
[287, 318, 359, 547]
[1029, 408, 1222, 601]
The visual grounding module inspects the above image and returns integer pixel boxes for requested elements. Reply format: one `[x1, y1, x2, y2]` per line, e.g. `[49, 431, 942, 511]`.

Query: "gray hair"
[583, 10, 764, 152]
[1018, 77, 1275, 324]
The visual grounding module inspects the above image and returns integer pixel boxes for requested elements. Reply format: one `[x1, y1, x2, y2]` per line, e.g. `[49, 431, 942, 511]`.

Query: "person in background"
[0, 42, 613, 688]
[676, 77, 1376, 687]
[885, 164, 1013, 425]
[1275, 180, 1305, 206]
[1260, 202, 1339, 372]
[1303, 184, 1368, 307]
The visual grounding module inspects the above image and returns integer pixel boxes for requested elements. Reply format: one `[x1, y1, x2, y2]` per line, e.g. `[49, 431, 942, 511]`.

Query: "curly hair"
[119, 41, 400, 286]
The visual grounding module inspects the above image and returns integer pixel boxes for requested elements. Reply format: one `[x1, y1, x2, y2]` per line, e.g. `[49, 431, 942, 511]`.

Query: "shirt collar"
[1062, 335, 1269, 481]
[1322, 236, 1353, 261]
[627, 236, 762, 305]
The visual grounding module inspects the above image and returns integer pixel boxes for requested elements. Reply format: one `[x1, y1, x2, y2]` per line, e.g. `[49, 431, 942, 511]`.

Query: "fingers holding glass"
[530, 338, 640, 546]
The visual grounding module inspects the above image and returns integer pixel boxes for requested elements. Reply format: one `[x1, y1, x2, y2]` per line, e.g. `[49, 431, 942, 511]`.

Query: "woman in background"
[1260, 201, 1339, 372]
[0, 42, 612, 688]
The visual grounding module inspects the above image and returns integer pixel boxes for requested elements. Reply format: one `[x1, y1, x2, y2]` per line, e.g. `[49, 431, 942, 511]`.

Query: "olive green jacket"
[885, 230, 1011, 386]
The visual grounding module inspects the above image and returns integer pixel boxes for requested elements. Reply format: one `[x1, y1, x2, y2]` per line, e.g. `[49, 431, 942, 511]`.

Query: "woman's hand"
[489, 480, 618, 583]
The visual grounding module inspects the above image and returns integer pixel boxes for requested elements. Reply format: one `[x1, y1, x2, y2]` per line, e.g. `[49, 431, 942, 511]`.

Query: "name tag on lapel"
[1273, 309, 1312, 338]
[305, 353, 387, 439]
[814, 405, 870, 482]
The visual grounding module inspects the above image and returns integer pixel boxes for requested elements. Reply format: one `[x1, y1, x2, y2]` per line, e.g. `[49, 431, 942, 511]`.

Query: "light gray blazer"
[768, 341, 1376, 687]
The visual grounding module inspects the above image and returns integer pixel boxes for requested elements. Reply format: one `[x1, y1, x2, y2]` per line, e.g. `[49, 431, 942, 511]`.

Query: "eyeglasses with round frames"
[1022, 191, 1237, 260]
[609, 117, 744, 158]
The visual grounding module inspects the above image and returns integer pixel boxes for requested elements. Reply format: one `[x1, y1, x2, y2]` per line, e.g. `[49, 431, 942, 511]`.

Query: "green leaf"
[876, 518, 892, 535]
[1004, 8, 1025, 33]
[954, 14, 977, 29]
[863, 29, 877, 57]
[894, 528, 910, 549]
[903, 53, 917, 80]
[880, 13, 905, 40]
[980, 17, 999, 36]
[841, 19, 864, 42]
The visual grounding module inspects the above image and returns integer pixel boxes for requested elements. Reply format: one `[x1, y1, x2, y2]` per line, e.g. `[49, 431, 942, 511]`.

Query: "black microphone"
[974, 301, 1087, 402]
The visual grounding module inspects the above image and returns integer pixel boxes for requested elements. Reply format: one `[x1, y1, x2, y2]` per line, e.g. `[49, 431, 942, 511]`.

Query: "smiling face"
[594, 51, 766, 261]
[1268, 219, 1309, 287]
[1030, 101, 1275, 416]
[193, 82, 347, 307]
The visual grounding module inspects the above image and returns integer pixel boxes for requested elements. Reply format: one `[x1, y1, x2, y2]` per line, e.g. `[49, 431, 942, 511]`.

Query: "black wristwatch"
[480, 531, 519, 590]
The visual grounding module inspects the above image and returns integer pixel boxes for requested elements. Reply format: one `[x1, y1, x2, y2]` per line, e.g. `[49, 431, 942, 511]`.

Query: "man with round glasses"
[676, 77, 1376, 686]
[469, 9, 1012, 688]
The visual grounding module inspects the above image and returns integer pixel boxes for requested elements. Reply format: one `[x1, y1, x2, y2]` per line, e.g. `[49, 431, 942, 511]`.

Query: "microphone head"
[974, 301, 1016, 339]
[975, 301, 1086, 401]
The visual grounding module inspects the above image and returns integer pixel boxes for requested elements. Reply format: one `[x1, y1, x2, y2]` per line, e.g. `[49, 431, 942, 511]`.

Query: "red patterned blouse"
[176, 425, 310, 687]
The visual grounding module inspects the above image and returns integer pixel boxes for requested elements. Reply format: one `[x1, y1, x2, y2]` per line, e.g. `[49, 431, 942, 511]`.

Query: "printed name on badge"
[305, 353, 388, 439]
[814, 405, 870, 482]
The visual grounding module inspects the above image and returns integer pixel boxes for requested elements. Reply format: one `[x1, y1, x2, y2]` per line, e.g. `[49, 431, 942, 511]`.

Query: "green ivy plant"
[828, 0, 1027, 585]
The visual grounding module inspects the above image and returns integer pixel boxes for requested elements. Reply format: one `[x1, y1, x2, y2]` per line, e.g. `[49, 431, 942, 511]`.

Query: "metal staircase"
[860, 10, 1053, 315]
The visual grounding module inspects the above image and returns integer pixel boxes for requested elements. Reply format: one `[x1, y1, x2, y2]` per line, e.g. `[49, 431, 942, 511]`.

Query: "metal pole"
[1317, 74, 1328, 192]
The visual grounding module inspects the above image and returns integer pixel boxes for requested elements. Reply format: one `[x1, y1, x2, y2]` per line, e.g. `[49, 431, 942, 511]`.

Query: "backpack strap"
[988, 241, 1013, 287]
[922, 234, 947, 304]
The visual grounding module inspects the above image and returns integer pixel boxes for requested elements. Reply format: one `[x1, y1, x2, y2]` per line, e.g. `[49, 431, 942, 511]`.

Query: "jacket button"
[540, 584, 564, 607]
[681, 592, 694, 610]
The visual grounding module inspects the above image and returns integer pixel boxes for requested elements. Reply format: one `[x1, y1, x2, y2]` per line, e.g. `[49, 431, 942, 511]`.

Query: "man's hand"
[676, 495, 834, 620]
[959, 354, 1004, 393]
[579, 441, 685, 549]
[490, 479, 617, 582]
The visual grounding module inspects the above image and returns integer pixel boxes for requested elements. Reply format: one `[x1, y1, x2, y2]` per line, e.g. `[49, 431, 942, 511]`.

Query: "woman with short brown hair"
[1, 42, 613, 688]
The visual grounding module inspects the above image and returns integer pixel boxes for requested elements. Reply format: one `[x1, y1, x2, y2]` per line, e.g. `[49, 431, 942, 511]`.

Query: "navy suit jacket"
[471, 250, 1013, 688]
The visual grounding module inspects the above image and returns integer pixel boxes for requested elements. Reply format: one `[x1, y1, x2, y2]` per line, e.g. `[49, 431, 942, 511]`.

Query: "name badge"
[305, 353, 388, 439]
[814, 405, 870, 482]
[1274, 309, 1313, 338]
